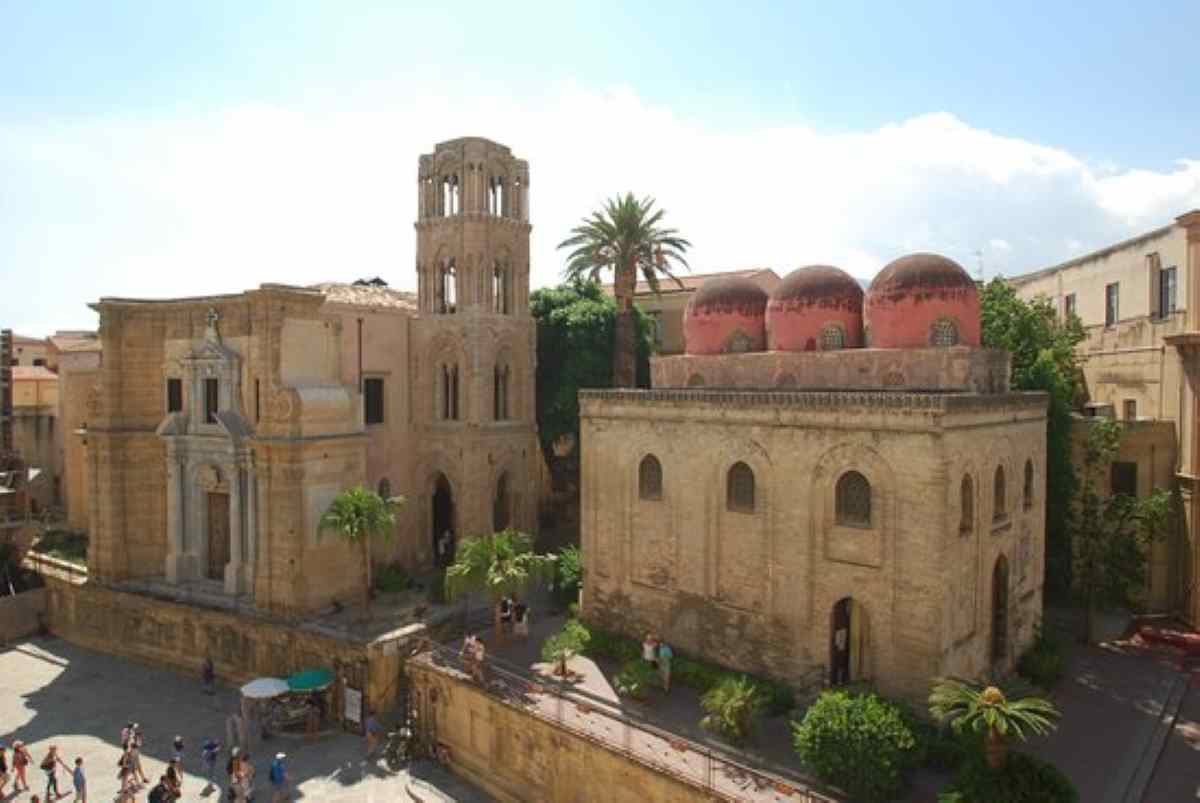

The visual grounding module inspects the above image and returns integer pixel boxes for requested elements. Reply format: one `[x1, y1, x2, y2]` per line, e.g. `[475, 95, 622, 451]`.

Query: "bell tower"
[410, 138, 539, 558]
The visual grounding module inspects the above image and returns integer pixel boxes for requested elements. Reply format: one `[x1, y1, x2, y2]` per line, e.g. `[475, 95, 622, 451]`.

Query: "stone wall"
[407, 659, 725, 803]
[42, 576, 414, 716]
[0, 587, 47, 643]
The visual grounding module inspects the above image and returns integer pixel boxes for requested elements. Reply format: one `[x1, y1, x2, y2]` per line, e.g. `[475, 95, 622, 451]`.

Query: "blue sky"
[3, 0, 1200, 334]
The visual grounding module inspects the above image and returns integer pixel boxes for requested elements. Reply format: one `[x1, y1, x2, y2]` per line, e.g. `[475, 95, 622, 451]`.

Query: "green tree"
[982, 279, 1085, 598]
[541, 618, 591, 676]
[318, 487, 405, 621]
[444, 528, 557, 643]
[558, 193, 690, 387]
[929, 677, 1060, 771]
[531, 280, 653, 470]
[1072, 418, 1172, 642]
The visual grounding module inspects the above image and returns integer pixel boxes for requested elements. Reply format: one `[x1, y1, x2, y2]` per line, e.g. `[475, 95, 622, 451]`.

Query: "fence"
[414, 639, 841, 803]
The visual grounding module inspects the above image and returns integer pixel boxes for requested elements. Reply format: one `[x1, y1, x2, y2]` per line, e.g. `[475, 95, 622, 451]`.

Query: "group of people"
[642, 633, 675, 692]
[498, 594, 530, 638]
[0, 742, 84, 802]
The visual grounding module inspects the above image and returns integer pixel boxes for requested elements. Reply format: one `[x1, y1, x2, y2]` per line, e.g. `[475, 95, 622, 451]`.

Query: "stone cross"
[205, 307, 220, 341]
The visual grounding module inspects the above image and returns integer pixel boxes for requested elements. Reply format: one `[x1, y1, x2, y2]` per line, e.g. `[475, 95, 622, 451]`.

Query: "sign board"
[344, 686, 363, 725]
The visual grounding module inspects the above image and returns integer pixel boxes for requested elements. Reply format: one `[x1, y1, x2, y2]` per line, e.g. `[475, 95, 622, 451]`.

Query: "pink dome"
[864, 253, 980, 348]
[684, 276, 769, 355]
[766, 265, 864, 352]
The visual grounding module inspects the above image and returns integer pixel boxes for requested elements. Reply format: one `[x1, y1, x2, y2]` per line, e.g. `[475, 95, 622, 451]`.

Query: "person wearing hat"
[12, 740, 31, 792]
[268, 752, 288, 802]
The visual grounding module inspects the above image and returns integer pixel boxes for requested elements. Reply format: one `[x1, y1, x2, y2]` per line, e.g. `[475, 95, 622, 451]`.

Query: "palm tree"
[929, 676, 1060, 770]
[444, 528, 556, 644]
[318, 487, 406, 622]
[558, 193, 691, 387]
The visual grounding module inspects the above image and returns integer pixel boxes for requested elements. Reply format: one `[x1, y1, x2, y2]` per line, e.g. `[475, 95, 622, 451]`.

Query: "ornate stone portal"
[157, 309, 257, 595]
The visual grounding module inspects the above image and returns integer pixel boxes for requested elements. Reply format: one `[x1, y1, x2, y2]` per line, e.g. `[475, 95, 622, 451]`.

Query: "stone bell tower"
[410, 138, 539, 561]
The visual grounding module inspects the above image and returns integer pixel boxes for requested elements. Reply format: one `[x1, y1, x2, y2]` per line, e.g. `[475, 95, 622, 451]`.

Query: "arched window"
[435, 258, 457, 314]
[930, 318, 959, 347]
[638, 455, 663, 501]
[959, 475, 974, 535]
[489, 176, 505, 216]
[992, 555, 1010, 662]
[439, 363, 460, 421]
[727, 462, 755, 513]
[378, 478, 391, 500]
[835, 471, 872, 527]
[493, 472, 510, 531]
[1023, 460, 1034, 510]
[993, 465, 1007, 521]
[441, 174, 460, 216]
[492, 261, 510, 314]
[821, 324, 846, 351]
[493, 364, 510, 420]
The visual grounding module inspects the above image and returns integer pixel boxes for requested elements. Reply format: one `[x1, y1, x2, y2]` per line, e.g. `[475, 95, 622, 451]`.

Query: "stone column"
[242, 458, 257, 594]
[224, 462, 244, 595]
[165, 448, 185, 583]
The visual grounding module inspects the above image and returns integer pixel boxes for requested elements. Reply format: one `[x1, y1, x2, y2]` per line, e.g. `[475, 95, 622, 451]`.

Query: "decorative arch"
[959, 474, 974, 535]
[429, 334, 466, 423]
[1023, 459, 1034, 510]
[821, 323, 846, 351]
[993, 465, 1007, 521]
[811, 441, 897, 569]
[835, 471, 871, 527]
[726, 461, 756, 513]
[638, 454, 663, 501]
[991, 554, 1010, 663]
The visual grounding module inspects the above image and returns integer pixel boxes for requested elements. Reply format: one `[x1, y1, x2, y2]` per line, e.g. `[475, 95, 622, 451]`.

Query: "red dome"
[684, 276, 769, 355]
[864, 253, 980, 348]
[766, 265, 864, 352]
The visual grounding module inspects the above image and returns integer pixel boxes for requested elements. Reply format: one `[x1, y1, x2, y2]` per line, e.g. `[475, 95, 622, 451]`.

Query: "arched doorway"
[492, 472, 510, 532]
[830, 597, 869, 685]
[992, 555, 1010, 664]
[432, 473, 455, 566]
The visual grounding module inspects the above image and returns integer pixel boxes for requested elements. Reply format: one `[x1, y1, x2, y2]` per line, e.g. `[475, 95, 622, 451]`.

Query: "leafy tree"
[558, 193, 690, 387]
[1071, 418, 1172, 642]
[552, 543, 583, 606]
[982, 279, 1085, 598]
[318, 487, 405, 621]
[541, 618, 591, 676]
[531, 280, 653, 472]
[700, 675, 766, 744]
[929, 677, 1060, 771]
[444, 528, 556, 642]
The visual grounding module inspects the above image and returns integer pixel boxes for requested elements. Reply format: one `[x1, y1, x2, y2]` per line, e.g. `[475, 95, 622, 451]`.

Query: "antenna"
[974, 249, 985, 282]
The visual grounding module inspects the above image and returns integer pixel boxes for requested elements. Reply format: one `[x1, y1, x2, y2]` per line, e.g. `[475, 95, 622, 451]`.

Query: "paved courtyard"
[0, 636, 492, 802]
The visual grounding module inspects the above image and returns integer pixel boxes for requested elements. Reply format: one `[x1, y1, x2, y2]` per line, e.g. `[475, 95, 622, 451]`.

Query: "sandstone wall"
[0, 587, 47, 643]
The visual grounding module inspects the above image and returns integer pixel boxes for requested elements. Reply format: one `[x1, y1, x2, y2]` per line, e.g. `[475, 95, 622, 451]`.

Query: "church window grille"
[639, 455, 663, 501]
[930, 318, 959, 347]
[727, 462, 755, 513]
[821, 324, 845, 351]
[835, 471, 871, 527]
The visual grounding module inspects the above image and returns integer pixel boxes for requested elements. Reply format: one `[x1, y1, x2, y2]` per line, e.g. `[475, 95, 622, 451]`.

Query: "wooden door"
[207, 492, 230, 581]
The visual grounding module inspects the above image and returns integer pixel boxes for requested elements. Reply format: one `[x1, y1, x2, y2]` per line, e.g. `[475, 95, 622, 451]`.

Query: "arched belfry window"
[489, 176, 505, 216]
[993, 465, 1007, 521]
[930, 318, 960, 347]
[439, 363, 460, 421]
[821, 324, 846, 351]
[441, 174, 460, 216]
[493, 472, 511, 531]
[493, 364, 511, 421]
[960, 475, 974, 535]
[435, 258, 457, 314]
[492, 261, 510, 314]
[638, 455, 663, 501]
[835, 471, 872, 527]
[1023, 460, 1034, 510]
[726, 462, 755, 513]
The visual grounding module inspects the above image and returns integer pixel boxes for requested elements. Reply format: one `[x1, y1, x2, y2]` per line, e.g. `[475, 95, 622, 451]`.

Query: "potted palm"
[928, 676, 1060, 770]
[444, 528, 556, 645]
[318, 487, 406, 622]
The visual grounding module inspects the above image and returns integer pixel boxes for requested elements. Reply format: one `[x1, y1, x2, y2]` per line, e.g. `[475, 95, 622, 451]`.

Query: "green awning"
[287, 668, 335, 692]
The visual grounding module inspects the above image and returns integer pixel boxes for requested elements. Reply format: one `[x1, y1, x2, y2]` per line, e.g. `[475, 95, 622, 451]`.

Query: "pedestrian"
[364, 709, 384, 757]
[642, 633, 658, 669]
[172, 736, 185, 769]
[202, 654, 216, 694]
[269, 752, 288, 802]
[146, 774, 168, 803]
[13, 740, 31, 791]
[657, 638, 674, 692]
[70, 757, 85, 803]
[164, 760, 182, 800]
[513, 595, 530, 638]
[225, 746, 241, 799]
[40, 744, 69, 801]
[0, 743, 10, 797]
[116, 742, 135, 795]
[200, 737, 221, 792]
[236, 751, 256, 802]
[498, 595, 513, 635]
[119, 722, 133, 747]
[130, 724, 148, 784]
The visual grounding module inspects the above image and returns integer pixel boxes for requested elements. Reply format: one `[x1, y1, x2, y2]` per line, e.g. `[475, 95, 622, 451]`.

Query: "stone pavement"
[0, 637, 492, 802]
[1145, 667, 1200, 801]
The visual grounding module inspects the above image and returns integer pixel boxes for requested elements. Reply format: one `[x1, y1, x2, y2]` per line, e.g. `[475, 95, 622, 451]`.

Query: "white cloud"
[2, 84, 1199, 335]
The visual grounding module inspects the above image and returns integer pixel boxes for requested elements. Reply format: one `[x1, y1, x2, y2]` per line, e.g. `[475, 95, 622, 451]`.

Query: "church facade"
[580, 257, 1048, 700]
[84, 137, 539, 616]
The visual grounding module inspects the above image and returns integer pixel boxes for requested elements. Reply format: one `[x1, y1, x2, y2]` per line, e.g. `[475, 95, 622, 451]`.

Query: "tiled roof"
[11, 366, 58, 381]
[604, 268, 779, 296]
[312, 282, 418, 311]
[49, 334, 101, 353]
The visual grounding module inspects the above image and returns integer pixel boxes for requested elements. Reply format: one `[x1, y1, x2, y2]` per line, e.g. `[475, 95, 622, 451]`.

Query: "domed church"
[580, 255, 1046, 701]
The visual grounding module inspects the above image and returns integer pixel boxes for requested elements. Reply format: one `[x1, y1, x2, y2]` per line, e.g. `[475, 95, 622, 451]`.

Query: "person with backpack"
[200, 737, 221, 792]
[147, 775, 169, 803]
[40, 744, 69, 801]
[269, 752, 288, 802]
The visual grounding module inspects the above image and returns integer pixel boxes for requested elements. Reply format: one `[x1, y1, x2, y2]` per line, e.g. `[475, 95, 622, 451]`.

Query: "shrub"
[373, 563, 411, 594]
[944, 750, 1078, 803]
[614, 658, 656, 699]
[32, 528, 88, 566]
[792, 689, 919, 803]
[700, 675, 765, 744]
[541, 619, 591, 676]
[553, 544, 582, 607]
[1017, 625, 1065, 690]
[673, 657, 724, 692]
[584, 626, 641, 663]
[909, 717, 978, 773]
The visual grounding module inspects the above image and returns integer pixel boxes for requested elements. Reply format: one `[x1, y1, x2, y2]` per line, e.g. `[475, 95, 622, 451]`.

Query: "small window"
[1158, 266, 1177, 318]
[1105, 282, 1119, 327]
[1063, 293, 1077, 319]
[204, 378, 219, 424]
[364, 377, 385, 425]
[1123, 399, 1137, 421]
[821, 324, 845, 351]
[993, 465, 1007, 521]
[727, 462, 755, 513]
[167, 378, 183, 413]
[378, 477, 391, 499]
[638, 455, 663, 501]
[1023, 460, 1034, 510]
[930, 318, 959, 347]
[1111, 462, 1138, 497]
[32, 358, 46, 367]
[960, 475, 974, 535]
[835, 471, 871, 527]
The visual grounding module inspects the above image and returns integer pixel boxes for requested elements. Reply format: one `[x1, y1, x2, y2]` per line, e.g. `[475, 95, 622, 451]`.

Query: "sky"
[2, 1, 1200, 336]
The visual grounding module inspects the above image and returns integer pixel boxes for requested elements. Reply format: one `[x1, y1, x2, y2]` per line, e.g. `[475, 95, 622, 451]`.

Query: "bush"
[1017, 625, 1065, 690]
[943, 751, 1077, 803]
[700, 675, 765, 744]
[673, 657, 724, 692]
[792, 690, 919, 803]
[614, 659, 656, 699]
[373, 563, 411, 594]
[31, 528, 88, 566]
[583, 626, 641, 663]
[910, 717, 978, 773]
[552, 544, 582, 607]
[542, 619, 591, 675]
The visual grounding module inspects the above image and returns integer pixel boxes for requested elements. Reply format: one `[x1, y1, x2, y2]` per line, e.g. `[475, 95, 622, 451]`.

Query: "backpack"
[148, 783, 167, 803]
[270, 761, 284, 784]
[41, 755, 54, 771]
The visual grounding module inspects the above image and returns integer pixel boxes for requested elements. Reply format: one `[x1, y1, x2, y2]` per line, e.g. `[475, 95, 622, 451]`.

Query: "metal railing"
[413, 640, 841, 803]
